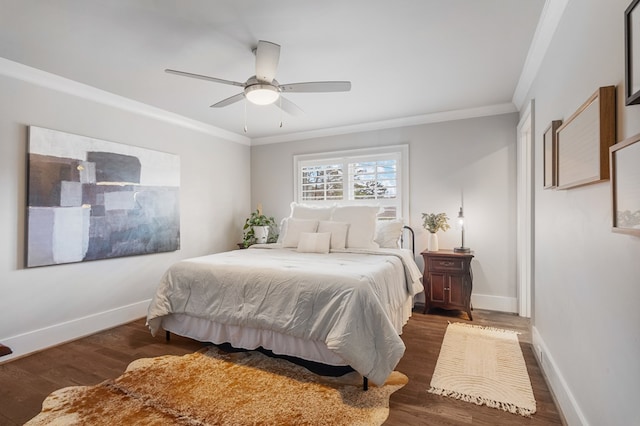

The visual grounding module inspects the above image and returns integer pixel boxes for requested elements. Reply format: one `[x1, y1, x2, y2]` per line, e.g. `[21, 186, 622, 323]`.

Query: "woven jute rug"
[428, 322, 536, 417]
[26, 346, 407, 425]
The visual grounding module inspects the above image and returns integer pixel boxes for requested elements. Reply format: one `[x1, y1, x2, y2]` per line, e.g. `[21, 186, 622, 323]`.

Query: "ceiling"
[0, 0, 547, 143]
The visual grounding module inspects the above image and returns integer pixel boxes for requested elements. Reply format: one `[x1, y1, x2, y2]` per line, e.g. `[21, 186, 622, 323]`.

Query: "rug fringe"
[447, 321, 520, 335]
[428, 386, 535, 417]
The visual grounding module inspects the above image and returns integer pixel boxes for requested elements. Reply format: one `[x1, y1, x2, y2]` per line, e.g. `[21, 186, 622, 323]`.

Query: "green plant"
[421, 212, 450, 233]
[242, 209, 278, 248]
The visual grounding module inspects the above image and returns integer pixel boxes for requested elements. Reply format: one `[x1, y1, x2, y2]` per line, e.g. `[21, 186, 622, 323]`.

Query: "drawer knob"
[440, 261, 455, 266]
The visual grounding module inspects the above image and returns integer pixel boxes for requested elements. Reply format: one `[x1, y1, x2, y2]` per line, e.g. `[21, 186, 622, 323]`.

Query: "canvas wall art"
[27, 126, 180, 267]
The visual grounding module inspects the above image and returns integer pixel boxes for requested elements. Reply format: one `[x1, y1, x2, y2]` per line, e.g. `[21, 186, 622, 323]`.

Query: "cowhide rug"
[26, 347, 407, 425]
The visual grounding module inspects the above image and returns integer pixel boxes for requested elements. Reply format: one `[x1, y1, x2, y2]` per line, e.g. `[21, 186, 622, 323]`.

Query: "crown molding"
[251, 102, 518, 146]
[512, 0, 570, 111]
[1, 53, 535, 148]
[0, 57, 250, 146]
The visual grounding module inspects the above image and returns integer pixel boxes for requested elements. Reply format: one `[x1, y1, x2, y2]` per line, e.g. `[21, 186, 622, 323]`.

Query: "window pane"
[301, 164, 343, 201]
[348, 158, 397, 200]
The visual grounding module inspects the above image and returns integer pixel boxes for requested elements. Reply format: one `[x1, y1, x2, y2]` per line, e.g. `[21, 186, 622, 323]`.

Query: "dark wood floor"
[387, 308, 564, 425]
[0, 308, 564, 425]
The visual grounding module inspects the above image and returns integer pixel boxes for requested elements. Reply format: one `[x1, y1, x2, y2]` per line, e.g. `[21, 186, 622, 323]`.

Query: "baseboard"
[471, 293, 518, 313]
[532, 326, 588, 426]
[414, 293, 518, 314]
[0, 299, 151, 364]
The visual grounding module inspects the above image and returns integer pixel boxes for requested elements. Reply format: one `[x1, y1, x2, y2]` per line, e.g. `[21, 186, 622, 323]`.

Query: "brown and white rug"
[428, 322, 536, 417]
[26, 347, 407, 425]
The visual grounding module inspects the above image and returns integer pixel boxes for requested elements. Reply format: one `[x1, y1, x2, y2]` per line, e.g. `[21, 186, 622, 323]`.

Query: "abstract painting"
[27, 126, 180, 267]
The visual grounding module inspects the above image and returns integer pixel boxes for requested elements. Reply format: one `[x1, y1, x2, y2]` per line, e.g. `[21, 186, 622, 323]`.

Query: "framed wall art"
[556, 86, 616, 190]
[543, 120, 562, 189]
[610, 133, 640, 236]
[625, 0, 640, 105]
[27, 126, 181, 267]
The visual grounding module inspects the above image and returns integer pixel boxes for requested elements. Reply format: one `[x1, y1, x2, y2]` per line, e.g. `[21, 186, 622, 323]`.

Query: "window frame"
[293, 145, 409, 220]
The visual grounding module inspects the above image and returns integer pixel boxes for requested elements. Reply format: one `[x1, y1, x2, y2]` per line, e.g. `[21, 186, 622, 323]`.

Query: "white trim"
[516, 100, 534, 318]
[0, 56, 523, 147]
[252, 103, 517, 145]
[470, 293, 518, 313]
[532, 326, 588, 426]
[0, 300, 150, 363]
[0, 57, 250, 146]
[512, 0, 570, 110]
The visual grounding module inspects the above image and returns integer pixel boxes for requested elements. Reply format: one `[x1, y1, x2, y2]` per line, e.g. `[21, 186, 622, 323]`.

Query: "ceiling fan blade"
[255, 40, 280, 83]
[210, 92, 245, 108]
[165, 69, 245, 87]
[279, 81, 351, 93]
[276, 96, 304, 116]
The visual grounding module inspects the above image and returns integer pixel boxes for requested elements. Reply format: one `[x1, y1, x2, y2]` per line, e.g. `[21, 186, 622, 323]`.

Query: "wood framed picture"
[610, 133, 640, 236]
[556, 86, 616, 190]
[625, 0, 640, 105]
[543, 120, 562, 189]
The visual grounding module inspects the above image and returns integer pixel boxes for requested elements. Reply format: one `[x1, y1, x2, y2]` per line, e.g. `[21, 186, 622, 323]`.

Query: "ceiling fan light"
[245, 84, 280, 105]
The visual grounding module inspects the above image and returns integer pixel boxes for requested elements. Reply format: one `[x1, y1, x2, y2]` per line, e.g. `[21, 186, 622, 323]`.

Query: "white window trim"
[293, 144, 410, 221]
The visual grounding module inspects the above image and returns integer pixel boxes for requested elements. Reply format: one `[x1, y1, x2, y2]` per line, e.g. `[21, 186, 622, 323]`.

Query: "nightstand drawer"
[428, 257, 464, 272]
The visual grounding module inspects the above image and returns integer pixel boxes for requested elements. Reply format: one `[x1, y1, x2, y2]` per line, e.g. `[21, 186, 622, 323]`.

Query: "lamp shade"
[457, 207, 464, 226]
[454, 206, 471, 253]
[245, 84, 280, 105]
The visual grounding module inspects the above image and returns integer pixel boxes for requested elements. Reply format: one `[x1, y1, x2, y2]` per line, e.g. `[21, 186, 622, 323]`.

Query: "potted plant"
[421, 212, 450, 251]
[242, 207, 278, 248]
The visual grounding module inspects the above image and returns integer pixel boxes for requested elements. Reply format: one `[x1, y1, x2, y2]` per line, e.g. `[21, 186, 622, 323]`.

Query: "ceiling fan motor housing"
[245, 82, 280, 105]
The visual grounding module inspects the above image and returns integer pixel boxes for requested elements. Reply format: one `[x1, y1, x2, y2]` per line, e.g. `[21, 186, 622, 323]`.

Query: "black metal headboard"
[401, 225, 415, 256]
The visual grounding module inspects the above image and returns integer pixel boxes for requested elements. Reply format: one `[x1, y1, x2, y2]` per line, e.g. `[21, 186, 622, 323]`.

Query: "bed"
[147, 204, 423, 387]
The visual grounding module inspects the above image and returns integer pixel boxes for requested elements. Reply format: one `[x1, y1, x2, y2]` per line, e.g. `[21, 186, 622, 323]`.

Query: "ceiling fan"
[165, 40, 351, 116]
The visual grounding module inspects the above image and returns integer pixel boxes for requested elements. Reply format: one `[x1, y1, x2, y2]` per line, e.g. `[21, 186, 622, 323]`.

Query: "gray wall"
[251, 113, 519, 312]
[0, 72, 250, 361]
[524, 0, 640, 424]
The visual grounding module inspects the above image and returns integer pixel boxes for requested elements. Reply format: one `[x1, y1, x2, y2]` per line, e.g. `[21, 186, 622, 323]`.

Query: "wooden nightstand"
[421, 250, 474, 320]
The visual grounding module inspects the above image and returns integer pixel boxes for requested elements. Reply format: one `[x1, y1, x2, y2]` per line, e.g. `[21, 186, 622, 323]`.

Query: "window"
[294, 145, 408, 219]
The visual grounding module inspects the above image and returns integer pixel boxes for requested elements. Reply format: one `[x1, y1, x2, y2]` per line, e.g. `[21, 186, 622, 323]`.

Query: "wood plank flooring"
[387, 308, 564, 425]
[0, 309, 564, 425]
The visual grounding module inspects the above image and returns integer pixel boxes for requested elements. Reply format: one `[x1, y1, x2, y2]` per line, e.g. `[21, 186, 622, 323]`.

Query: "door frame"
[516, 100, 534, 318]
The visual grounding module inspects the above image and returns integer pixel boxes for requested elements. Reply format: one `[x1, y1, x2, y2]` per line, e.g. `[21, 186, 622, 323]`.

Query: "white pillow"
[375, 219, 404, 248]
[281, 218, 319, 248]
[276, 217, 288, 243]
[289, 202, 334, 220]
[297, 232, 331, 253]
[330, 205, 380, 249]
[317, 221, 350, 250]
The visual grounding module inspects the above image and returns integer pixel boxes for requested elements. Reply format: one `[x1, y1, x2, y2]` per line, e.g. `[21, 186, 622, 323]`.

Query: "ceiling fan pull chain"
[244, 99, 248, 133]
[279, 95, 283, 128]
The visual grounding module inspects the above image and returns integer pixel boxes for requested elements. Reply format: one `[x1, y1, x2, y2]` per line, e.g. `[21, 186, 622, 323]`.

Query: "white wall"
[251, 113, 519, 312]
[524, 0, 640, 424]
[0, 71, 251, 361]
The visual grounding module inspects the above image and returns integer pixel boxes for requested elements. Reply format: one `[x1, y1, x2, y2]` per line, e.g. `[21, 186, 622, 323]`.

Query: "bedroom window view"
[298, 150, 402, 219]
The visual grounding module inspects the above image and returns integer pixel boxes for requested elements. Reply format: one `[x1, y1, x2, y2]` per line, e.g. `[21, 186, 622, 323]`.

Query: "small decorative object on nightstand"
[421, 212, 450, 252]
[242, 203, 278, 248]
[422, 250, 474, 320]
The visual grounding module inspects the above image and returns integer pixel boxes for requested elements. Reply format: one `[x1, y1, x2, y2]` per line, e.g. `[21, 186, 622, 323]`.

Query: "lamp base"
[454, 246, 471, 253]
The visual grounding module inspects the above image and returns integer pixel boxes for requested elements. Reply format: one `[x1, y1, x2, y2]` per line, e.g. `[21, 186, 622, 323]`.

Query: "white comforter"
[147, 245, 423, 385]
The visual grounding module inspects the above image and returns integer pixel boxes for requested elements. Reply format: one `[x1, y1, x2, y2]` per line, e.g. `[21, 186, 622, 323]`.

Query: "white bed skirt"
[161, 295, 414, 367]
